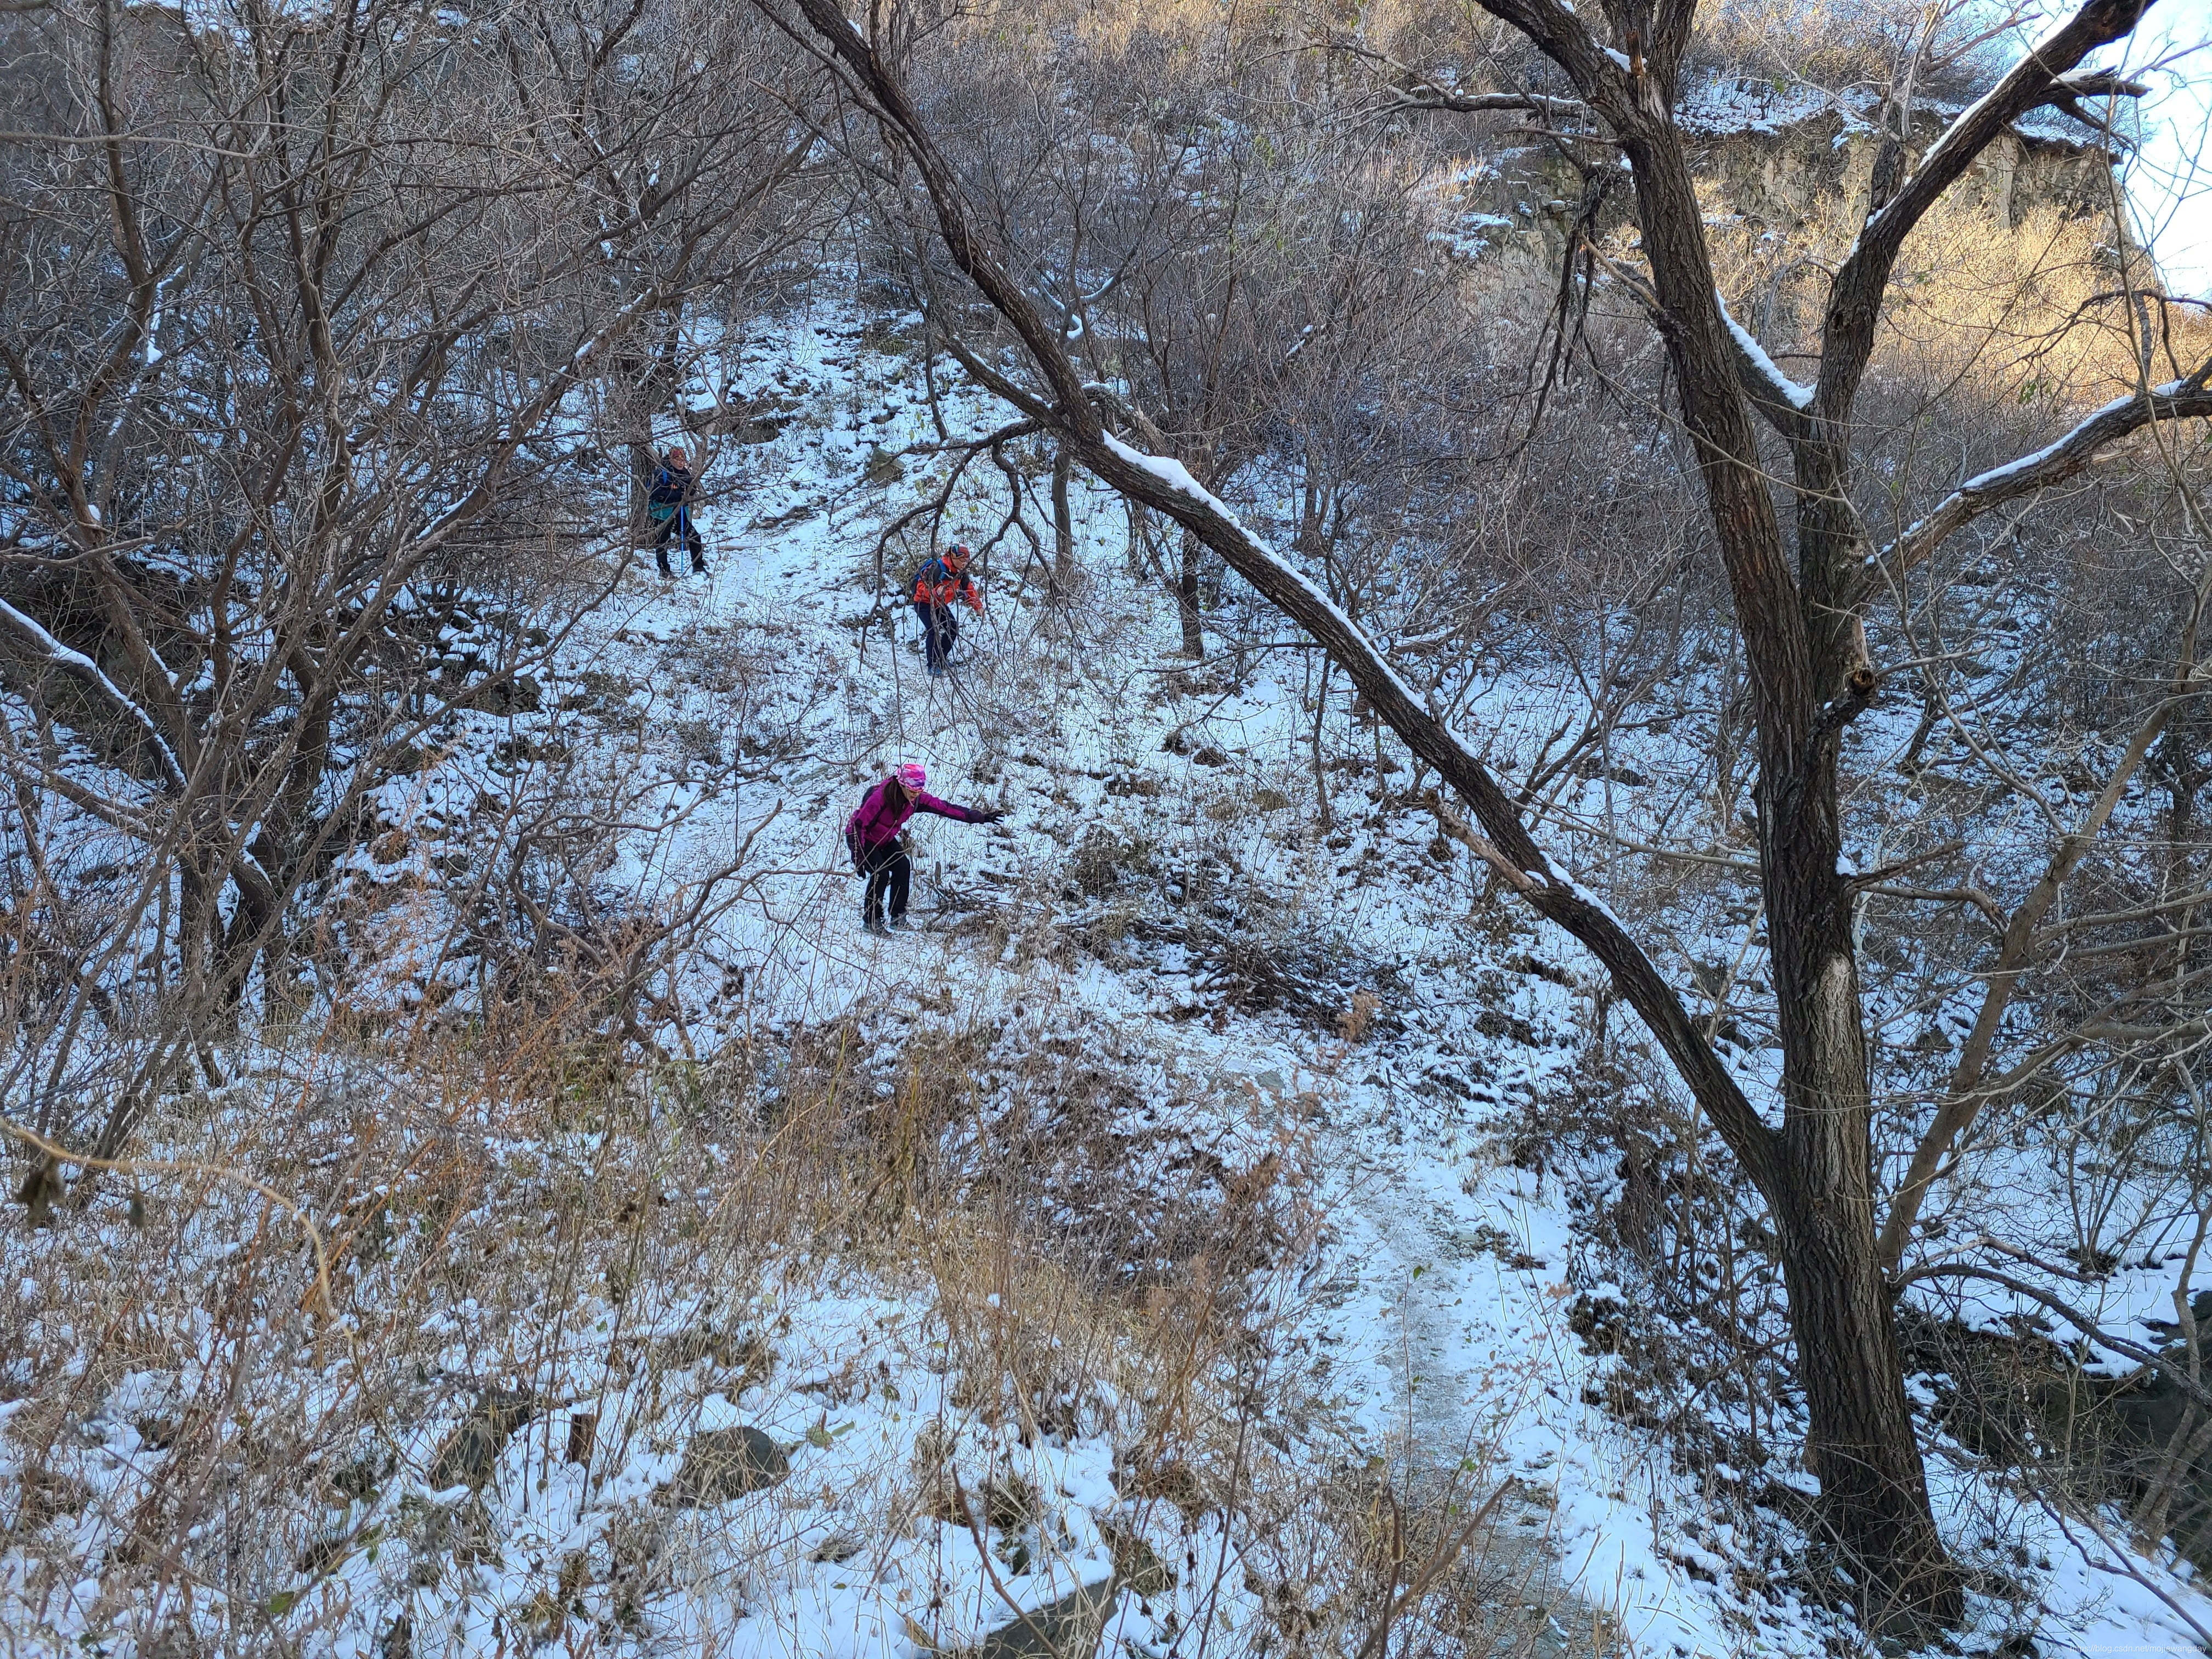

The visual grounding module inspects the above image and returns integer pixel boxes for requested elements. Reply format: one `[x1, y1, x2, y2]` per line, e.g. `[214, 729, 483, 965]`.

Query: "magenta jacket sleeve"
[911, 791, 981, 823]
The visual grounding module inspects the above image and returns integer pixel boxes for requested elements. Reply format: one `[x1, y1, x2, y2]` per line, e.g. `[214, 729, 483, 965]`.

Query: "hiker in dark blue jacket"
[649, 446, 707, 577]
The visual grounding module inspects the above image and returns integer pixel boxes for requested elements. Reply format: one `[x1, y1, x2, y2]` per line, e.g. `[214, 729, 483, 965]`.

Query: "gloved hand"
[976, 809, 1007, 824]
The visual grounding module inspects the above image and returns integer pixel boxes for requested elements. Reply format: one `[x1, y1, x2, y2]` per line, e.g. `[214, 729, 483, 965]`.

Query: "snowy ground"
[7, 294, 2211, 1657]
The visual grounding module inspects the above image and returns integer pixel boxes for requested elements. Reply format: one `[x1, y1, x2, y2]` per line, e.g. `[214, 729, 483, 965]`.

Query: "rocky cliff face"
[1432, 75, 2130, 317]
[1680, 79, 2122, 238]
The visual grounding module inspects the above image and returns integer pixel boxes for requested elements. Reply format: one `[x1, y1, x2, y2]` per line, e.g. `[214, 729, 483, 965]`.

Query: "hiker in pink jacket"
[842, 762, 1002, 933]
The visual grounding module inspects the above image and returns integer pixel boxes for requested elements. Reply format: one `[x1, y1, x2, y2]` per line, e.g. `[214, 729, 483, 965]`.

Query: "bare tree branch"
[1900, 1263, 2212, 1413]
[1820, 0, 2165, 418]
[1881, 366, 2212, 579]
[0, 596, 185, 792]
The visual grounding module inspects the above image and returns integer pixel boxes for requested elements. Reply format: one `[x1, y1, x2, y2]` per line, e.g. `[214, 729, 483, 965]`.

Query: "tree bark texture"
[1773, 1132, 1954, 1624]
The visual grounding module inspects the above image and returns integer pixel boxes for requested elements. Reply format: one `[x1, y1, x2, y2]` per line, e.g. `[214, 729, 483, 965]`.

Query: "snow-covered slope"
[6, 291, 2210, 1659]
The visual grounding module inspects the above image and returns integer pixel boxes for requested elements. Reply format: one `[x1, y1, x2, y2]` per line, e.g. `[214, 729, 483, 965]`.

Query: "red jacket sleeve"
[962, 578, 984, 614]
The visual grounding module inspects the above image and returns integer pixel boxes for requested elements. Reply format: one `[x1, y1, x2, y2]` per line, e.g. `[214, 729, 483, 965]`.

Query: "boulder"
[428, 1389, 536, 1492]
[1099, 1521, 1173, 1598]
[665, 1425, 789, 1508]
[977, 1578, 1122, 1659]
[981, 1474, 1040, 1530]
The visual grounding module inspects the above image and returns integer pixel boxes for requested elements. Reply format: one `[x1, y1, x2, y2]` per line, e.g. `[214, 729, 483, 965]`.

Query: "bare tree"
[0, 0, 816, 1201]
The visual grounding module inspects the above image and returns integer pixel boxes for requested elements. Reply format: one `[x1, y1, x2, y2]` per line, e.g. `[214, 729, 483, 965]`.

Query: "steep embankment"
[7, 290, 2210, 1659]
[421, 296, 2211, 1655]
[566, 297, 2212, 1659]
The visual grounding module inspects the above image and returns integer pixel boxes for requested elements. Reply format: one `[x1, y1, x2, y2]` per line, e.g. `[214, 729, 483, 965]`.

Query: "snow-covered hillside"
[5, 292, 2209, 1659]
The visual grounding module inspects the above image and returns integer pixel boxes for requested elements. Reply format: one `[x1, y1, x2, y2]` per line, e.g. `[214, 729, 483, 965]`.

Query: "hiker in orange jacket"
[910, 543, 983, 676]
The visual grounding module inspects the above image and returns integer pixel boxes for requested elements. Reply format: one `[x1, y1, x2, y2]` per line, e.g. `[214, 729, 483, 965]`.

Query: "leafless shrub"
[0, 0, 825, 1201]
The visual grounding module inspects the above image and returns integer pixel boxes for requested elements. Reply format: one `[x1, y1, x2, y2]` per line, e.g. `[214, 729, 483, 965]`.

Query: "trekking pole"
[888, 575, 908, 753]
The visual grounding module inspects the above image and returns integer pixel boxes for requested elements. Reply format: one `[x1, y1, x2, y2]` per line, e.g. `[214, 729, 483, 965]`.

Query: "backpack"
[648, 466, 686, 523]
[843, 781, 884, 874]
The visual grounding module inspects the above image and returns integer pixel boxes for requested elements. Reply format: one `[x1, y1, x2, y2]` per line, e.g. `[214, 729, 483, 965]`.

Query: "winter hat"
[896, 762, 928, 789]
[944, 543, 972, 566]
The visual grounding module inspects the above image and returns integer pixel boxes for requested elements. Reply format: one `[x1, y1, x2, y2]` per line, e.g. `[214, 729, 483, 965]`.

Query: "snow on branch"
[1097, 433, 1452, 710]
[1717, 292, 1814, 423]
[1321, 36, 1588, 120]
[0, 596, 185, 791]
[1092, 399, 1779, 1174]
[1388, 84, 1587, 119]
[1879, 370, 2212, 578]
[2044, 66, 2151, 139]
[1092, 437, 1571, 894]
[2052, 67, 2149, 97]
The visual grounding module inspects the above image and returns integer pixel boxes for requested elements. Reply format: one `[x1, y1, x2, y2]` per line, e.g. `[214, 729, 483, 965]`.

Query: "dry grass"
[0, 984, 1577, 1656]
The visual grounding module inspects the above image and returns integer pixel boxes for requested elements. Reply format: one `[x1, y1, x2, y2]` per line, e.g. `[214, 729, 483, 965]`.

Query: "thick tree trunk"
[1771, 1168, 1956, 1627]
[1769, 929, 1957, 1627]
[1764, 727, 1961, 1628]
[1794, 470, 1864, 693]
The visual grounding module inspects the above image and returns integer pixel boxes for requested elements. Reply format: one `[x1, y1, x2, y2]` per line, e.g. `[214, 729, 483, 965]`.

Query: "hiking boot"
[883, 914, 912, 932]
[862, 916, 888, 936]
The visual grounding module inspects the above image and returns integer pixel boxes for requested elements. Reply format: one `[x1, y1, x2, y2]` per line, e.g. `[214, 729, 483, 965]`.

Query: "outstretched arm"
[912, 792, 996, 823]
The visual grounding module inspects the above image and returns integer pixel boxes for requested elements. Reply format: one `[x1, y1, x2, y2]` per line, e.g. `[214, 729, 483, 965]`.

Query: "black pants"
[861, 842, 911, 923]
[914, 603, 958, 672]
[655, 510, 705, 574]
